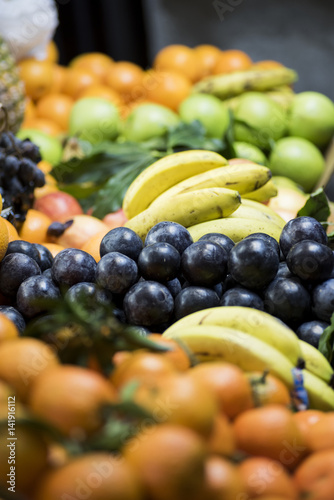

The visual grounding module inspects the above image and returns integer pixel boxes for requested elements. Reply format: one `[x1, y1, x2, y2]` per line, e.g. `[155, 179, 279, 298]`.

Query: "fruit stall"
[0, 3, 334, 499]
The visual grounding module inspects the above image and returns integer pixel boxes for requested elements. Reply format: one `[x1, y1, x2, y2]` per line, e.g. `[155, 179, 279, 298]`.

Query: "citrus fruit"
[49, 64, 68, 93]
[247, 371, 291, 407]
[194, 44, 222, 77]
[233, 140, 268, 165]
[46, 40, 59, 63]
[35, 93, 74, 131]
[179, 93, 230, 138]
[21, 117, 63, 137]
[18, 59, 54, 100]
[78, 84, 122, 107]
[63, 67, 100, 99]
[18, 209, 52, 244]
[207, 413, 236, 457]
[104, 61, 145, 103]
[153, 44, 203, 83]
[0, 216, 9, 261]
[144, 70, 192, 112]
[213, 49, 252, 74]
[70, 52, 114, 81]
[294, 449, 334, 500]
[204, 455, 245, 500]
[123, 102, 180, 142]
[1, 218, 20, 243]
[0, 312, 19, 342]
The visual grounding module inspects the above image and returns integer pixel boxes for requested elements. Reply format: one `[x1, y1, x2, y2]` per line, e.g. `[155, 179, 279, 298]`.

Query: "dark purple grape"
[3, 155, 20, 175]
[174, 286, 219, 320]
[138, 242, 180, 283]
[296, 320, 330, 348]
[311, 278, 334, 322]
[100, 227, 143, 261]
[279, 216, 328, 258]
[34, 243, 54, 271]
[220, 286, 264, 310]
[6, 240, 40, 264]
[181, 241, 228, 287]
[286, 240, 334, 283]
[0, 305, 25, 333]
[145, 221, 193, 254]
[123, 281, 174, 326]
[0, 253, 41, 298]
[33, 168, 46, 188]
[51, 249, 97, 288]
[244, 232, 280, 256]
[65, 282, 113, 310]
[18, 158, 37, 184]
[165, 277, 182, 298]
[96, 252, 138, 294]
[198, 232, 234, 256]
[16, 275, 60, 318]
[275, 261, 297, 280]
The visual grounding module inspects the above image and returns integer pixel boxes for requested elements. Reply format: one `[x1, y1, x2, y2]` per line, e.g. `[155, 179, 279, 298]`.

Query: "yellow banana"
[192, 67, 298, 99]
[302, 370, 334, 411]
[124, 187, 241, 241]
[122, 150, 228, 219]
[228, 204, 285, 229]
[187, 216, 283, 243]
[164, 306, 302, 366]
[242, 179, 278, 202]
[299, 340, 334, 385]
[238, 198, 286, 228]
[163, 324, 294, 387]
[149, 162, 272, 206]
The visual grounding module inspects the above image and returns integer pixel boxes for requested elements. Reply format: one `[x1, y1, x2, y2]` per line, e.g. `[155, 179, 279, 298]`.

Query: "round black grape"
[51, 249, 97, 288]
[174, 286, 219, 320]
[165, 277, 182, 298]
[279, 216, 328, 258]
[286, 240, 334, 283]
[244, 232, 280, 256]
[181, 241, 228, 287]
[138, 242, 180, 282]
[275, 261, 297, 280]
[34, 243, 54, 271]
[0, 305, 25, 333]
[42, 268, 53, 281]
[96, 252, 138, 294]
[0, 253, 41, 298]
[18, 158, 37, 184]
[228, 238, 279, 290]
[16, 275, 61, 318]
[19, 139, 42, 162]
[263, 277, 311, 328]
[311, 278, 334, 322]
[123, 281, 174, 326]
[33, 168, 46, 188]
[220, 286, 264, 310]
[198, 232, 235, 256]
[3, 155, 20, 175]
[145, 221, 193, 254]
[65, 282, 113, 310]
[6, 240, 40, 264]
[100, 227, 143, 261]
[296, 320, 329, 348]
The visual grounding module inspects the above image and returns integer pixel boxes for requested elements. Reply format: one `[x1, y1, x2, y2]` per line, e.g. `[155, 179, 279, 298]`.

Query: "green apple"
[269, 137, 325, 192]
[123, 103, 180, 142]
[69, 97, 121, 144]
[233, 92, 287, 150]
[178, 93, 230, 138]
[232, 141, 268, 165]
[16, 128, 63, 165]
[288, 91, 334, 148]
[271, 175, 305, 193]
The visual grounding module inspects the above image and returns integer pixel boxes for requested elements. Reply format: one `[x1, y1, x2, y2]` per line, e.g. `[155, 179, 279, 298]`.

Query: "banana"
[163, 324, 294, 387]
[149, 163, 272, 206]
[238, 198, 287, 228]
[302, 370, 334, 411]
[122, 150, 228, 219]
[299, 340, 334, 385]
[228, 204, 285, 229]
[242, 179, 278, 202]
[163, 306, 302, 366]
[187, 216, 283, 242]
[124, 187, 241, 241]
[192, 67, 298, 100]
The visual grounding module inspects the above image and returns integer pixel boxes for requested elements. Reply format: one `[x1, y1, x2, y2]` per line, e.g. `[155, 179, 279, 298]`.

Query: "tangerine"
[18, 59, 54, 100]
[36, 93, 74, 130]
[247, 371, 291, 407]
[153, 44, 203, 83]
[194, 44, 223, 77]
[213, 49, 253, 74]
[105, 61, 145, 103]
[292, 410, 324, 452]
[63, 68, 100, 99]
[45, 40, 59, 63]
[19, 209, 53, 244]
[207, 412, 236, 457]
[78, 84, 122, 107]
[81, 229, 108, 262]
[0, 216, 9, 261]
[49, 64, 68, 93]
[21, 117, 63, 136]
[252, 60, 285, 70]
[307, 413, 334, 452]
[204, 455, 245, 500]
[294, 449, 334, 500]
[144, 70, 192, 111]
[144, 333, 191, 371]
[0, 312, 19, 342]
[70, 52, 114, 81]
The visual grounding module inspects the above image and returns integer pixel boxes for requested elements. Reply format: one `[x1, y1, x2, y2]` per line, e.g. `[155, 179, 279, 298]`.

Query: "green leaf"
[166, 120, 225, 153]
[297, 187, 330, 223]
[318, 312, 334, 364]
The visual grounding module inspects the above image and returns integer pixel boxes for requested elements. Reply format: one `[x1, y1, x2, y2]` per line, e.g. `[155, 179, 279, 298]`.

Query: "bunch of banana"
[163, 306, 334, 411]
[192, 67, 298, 100]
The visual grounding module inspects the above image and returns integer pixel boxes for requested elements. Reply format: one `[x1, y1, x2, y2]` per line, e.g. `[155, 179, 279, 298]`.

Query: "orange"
[35, 93, 74, 130]
[78, 84, 123, 107]
[204, 455, 245, 500]
[207, 412, 236, 457]
[213, 49, 253, 74]
[189, 361, 254, 420]
[292, 410, 324, 452]
[132, 372, 217, 438]
[144, 333, 191, 371]
[42, 242, 65, 257]
[63, 68, 100, 99]
[45, 40, 59, 63]
[37, 160, 53, 174]
[24, 98, 36, 120]
[21, 117, 63, 136]
[29, 365, 118, 437]
[194, 44, 223, 77]
[252, 60, 285, 70]
[247, 371, 291, 407]
[294, 449, 334, 500]
[123, 424, 208, 500]
[70, 52, 114, 81]
[19, 209, 52, 244]
[81, 229, 108, 262]
[306, 413, 334, 452]
[104, 61, 145, 103]
[33, 452, 143, 500]
[144, 70, 192, 111]
[2, 218, 20, 242]
[110, 351, 177, 390]
[49, 64, 68, 93]
[18, 59, 54, 100]
[153, 44, 203, 83]
[0, 312, 19, 342]
[0, 216, 9, 261]
[0, 380, 13, 405]
[239, 456, 298, 499]
[233, 405, 307, 470]
[0, 337, 59, 402]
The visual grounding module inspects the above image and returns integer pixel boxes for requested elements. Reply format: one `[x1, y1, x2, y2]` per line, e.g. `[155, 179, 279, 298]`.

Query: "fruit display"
[1, 37, 334, 500]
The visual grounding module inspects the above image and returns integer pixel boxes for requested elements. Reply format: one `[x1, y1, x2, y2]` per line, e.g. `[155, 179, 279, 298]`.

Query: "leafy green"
[297, 187, 330, 223]
[318, 312, 334, 365]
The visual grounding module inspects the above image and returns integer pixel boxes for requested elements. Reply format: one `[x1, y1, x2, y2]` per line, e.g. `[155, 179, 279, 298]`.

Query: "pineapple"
[0, 37, 25, 133]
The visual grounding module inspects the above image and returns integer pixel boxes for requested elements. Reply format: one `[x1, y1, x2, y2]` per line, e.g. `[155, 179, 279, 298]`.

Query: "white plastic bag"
[0, 0, 59, 61]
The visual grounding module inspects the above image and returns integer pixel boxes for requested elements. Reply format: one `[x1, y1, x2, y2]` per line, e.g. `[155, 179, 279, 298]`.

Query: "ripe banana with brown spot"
[124, 187, 241, 241]
[164, 306, 302, 366]
[192, 67, 298, 99]
[235, 198, 286, 228]
[187, 215, 282, 243]
[242, 179, 278, 202]
[122, 149, 228, 219]
[299, 340, 334, 385]
[149, 162, 272, 206]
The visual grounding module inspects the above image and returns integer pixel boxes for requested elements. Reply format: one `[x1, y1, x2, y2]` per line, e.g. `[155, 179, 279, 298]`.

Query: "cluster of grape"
[0, 131, 45, 227]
